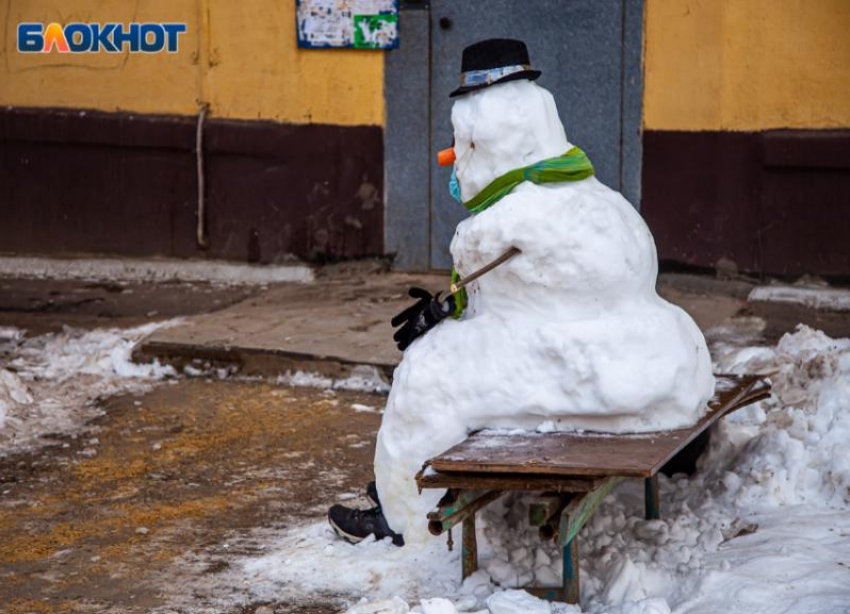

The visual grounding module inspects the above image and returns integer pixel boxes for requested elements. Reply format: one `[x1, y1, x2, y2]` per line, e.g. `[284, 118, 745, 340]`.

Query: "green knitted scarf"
[462, 146, 595, 215]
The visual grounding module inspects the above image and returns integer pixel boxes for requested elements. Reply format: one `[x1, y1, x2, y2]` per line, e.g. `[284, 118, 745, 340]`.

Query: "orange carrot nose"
[437, 147, 456, 166]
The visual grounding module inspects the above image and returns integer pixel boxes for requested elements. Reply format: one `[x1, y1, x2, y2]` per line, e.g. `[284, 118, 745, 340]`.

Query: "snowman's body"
[375, 81, 715, 542]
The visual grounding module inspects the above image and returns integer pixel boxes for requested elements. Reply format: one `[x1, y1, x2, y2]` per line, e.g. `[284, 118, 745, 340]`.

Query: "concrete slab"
[0, 278, 257, 335]
[136, 270, 448, 379]
[749, 283, 850, 340]
[136, 269, 755, 378]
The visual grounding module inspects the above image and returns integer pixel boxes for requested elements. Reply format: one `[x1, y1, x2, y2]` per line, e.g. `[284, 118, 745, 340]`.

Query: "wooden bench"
[415, 374, 770, 604]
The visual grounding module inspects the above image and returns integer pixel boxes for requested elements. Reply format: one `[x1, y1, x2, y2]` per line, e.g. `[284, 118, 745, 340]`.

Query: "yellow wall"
[644, 0, 850, 131]
[0, 0, 384, 126]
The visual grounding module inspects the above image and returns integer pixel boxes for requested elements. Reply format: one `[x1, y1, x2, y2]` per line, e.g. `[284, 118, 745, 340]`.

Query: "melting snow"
[0, 321, 179, 454]
[277, 365, 391, 394]
[749, 285, 850, 312]
[242, 325, 850, 614]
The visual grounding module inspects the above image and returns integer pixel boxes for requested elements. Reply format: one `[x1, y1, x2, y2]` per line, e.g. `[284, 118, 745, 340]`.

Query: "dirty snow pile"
[277, 365, 391, 394]
[240, 325, 850, 614]
[0, 328, 30, 429]
[0, 322, 177, 454]
[376, 79, 714, 540]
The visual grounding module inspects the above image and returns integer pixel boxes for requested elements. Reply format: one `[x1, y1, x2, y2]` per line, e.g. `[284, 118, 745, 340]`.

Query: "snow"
[487, 590, 562, 614]
[347, 597, 411, 614]
[452, 80, 570, 202]
[0, 368, 32, 429]
[353, 402, 382, 414]
[277, 365, 391, 393]
[241, 325, 850, 614]
[242, 521, 459, 600]
[0, 256, 314, 285]
[0, 321, 178, 454]
[749, 284, 850, 312]
[375, 80, 714, 540]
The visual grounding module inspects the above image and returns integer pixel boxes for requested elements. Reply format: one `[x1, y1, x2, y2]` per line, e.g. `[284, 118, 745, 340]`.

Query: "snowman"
[328, 39, 715, 546]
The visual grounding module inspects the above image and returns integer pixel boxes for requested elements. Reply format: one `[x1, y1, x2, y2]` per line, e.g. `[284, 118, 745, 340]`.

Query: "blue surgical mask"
[449, 166, 462, 203]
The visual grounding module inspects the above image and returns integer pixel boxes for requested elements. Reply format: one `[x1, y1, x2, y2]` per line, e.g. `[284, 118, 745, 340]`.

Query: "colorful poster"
[296, 0, 399, 49]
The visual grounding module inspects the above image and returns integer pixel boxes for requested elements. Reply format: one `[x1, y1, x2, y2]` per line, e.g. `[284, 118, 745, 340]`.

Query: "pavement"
[0, 277, 256, 335]
[0, 378, 381, 614]
[134, 262, 443, 381]
[134, 265, 759, 381]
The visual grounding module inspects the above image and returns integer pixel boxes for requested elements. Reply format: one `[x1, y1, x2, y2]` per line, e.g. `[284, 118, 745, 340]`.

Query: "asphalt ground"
[0, 378, 383, 613]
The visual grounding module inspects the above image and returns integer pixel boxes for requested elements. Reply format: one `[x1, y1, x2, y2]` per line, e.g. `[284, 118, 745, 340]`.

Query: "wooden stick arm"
[438, 246, 521, 302]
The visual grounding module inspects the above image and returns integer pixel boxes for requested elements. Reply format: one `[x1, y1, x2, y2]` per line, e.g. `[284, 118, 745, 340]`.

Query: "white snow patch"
[0, 256, 314, 286]
[749, 284, 850, 312]
[536, 420, 557, 433]
[347, 596, 410, 614]
[0, 327, 24, 342]
[487, 590, 560, 614]
[277, 365, 390, 394]
[0, 321, 179, 453]
[0, 369, 32, 429]
[352, 403, 382, 414]
[241, 521, 459, 603]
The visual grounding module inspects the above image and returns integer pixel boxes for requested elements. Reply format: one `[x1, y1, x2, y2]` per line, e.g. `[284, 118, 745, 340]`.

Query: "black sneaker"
[327, 504, 404, 547]
[366, 481, 379, 507]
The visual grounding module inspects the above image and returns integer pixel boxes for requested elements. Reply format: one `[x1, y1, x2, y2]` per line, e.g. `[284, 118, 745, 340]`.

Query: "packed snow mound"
[713, 324, 850, 508]
[0, 368, 33, 429]
[243, 327, 850, 614]
[375, 79, 714, 540]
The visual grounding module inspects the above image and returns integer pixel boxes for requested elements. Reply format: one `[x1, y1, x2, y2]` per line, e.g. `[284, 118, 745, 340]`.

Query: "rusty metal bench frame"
[415, 375, 770, 604]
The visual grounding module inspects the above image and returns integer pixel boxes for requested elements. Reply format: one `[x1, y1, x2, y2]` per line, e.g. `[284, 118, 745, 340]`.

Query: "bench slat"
[427, 375, 769, 478]
[417, 469, 604, 492]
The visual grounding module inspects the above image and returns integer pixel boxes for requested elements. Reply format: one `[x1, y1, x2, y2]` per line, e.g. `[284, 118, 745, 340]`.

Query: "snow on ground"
[0, 256, 314, 285]
[749, 284, 850, 312]
[240, 325, 850, 614]
[0, 318, 389, 456]
[0, 321, 179, 454]
[277, 365, 391, 394]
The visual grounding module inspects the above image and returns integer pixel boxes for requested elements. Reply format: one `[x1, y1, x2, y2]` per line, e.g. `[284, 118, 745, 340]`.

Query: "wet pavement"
[0, 378, 383, 613]
[0, 278, 256, 336]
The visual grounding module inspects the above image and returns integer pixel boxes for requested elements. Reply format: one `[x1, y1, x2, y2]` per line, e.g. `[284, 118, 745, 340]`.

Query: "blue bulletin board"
[296, 0, 400, 49]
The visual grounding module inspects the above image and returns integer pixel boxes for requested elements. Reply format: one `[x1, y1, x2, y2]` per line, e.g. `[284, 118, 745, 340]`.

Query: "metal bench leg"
[554, 476, 624, 605]
[562, 536, 579, 604]
[644, 475, 660, 520]
[461, 514, 478, 580]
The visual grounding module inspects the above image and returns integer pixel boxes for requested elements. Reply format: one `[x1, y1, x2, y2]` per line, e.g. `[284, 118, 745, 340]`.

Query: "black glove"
[391, 287, 456, 351]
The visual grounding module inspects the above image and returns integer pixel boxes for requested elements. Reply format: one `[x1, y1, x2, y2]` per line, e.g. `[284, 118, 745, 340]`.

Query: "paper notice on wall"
[296, 0, 399, 49]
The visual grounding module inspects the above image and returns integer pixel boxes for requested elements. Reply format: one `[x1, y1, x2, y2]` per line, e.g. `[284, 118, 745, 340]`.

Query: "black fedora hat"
[450, 38, 542, 98]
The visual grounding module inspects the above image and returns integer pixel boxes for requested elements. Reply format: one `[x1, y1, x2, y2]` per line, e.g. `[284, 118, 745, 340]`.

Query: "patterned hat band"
[459, 64, 532, 88]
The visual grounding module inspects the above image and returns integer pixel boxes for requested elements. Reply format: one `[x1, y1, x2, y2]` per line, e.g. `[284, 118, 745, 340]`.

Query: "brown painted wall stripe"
[641, 129, 850, 279]
[0, 107, 384, 263]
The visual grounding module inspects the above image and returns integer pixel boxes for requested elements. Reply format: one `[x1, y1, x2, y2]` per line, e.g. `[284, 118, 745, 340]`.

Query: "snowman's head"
[451, 80, 571, 203]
